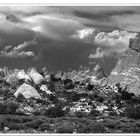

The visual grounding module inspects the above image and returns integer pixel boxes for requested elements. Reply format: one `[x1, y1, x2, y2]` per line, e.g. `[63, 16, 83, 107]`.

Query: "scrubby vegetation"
[0, 66, 139, 133]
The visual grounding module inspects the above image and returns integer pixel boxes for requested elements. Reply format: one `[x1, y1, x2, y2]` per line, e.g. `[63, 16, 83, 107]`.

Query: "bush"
[21, 117, 33, 123]
[39, 123, 52, 131]
[116, 83, 134, 100]
[55, 122, 74, 133]
[75, 111, 88, 118]
[7, 122, 25, 130]
[89, 109, 100, 117]
[86, 84, 94, 90]
[125, 104, 140, 119]
[16, 94, 25, 102]
[0, 101, 19, 115]
[48, 82, 55, 91]
[6, 101, 19, 114]
[44, 104, 65, 118]
[24, 120, 42, 129]
[0, 102, 7, 114]
[64, 83, 74, 90]
[5, 116, 21, 123]
[76, 120, 105, 133]
[62, 90, 80, 102]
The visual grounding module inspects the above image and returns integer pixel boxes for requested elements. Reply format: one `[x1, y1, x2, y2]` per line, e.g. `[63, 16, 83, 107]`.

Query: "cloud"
[22, 15, 84, 40]
[94, 30, 136, 53]
[0, 39, 37, 58]
[1, 6, 140, 33]
[89, 47, 107, 59]
[0, 50, 35, 58]
[12, 40, 37, 51]
[0, 6, 139, 41]
[73, 9, 136, 22]
[74, 28, 136, 54]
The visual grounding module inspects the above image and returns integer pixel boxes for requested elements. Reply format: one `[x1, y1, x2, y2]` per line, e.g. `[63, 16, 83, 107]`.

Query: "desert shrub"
[89, 109, 100, 117]
[33, 110, 41, 116]
[24, 120, 41, 129]
[5, 101, 19, 114]
[131, 95, 140, 104]
[21, 117, 33, 123]
[103, 119, 120, 129]
[125, 104, 140, 119]
[7, 122, 25, 130]
[121, 92, 134, 100]
[63, 79, 74, 90]
[0, 101, 19, 115]
[116, 122, 140, 133]
[47, 94, 57, 102]
[96, 96, 104, 103]
[48, 82, 55, 91]
[62, 90, 80, 102]
[55, 122, 75, 133]
[5, 116, 21, 123]
[76, 120, 105, 133]
[0, 102, 7, 114]
[63, 79, 72, 85]
[86, 84, 94, 90]
[44, 104, 65, 118]
[39, 123, 52, 131]
[64, 83, 74, 90]
[75, 111, 89, 118]
[50, 74, 58, 82]
[116, 83, 134, 100]
[16, 94, 25, 102]
[18, 79, 25, 85]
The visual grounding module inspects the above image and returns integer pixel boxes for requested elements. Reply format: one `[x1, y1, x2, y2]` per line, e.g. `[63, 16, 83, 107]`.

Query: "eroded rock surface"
[104, 33, 140, 95]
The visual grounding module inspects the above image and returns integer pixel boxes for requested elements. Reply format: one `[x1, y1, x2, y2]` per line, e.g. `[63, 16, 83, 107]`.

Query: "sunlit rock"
[28, 68, 45, 84]
[14, 83, 42, 99]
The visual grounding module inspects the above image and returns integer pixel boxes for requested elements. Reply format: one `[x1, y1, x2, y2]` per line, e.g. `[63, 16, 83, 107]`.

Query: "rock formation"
[4, 69, 31, 84]
[90, 64, 106, 85]
[28, 68, 45, 84]
[14, 83, 42, 99]
[105, 33, 140, 95]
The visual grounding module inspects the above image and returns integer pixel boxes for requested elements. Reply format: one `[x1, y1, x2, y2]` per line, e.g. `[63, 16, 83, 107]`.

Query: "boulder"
[40, 85, 53, 94]
[17, 70, 31, 82]
[28, 68, 45, 84]
[4, 69, 31, 84]
[14, 83, 42, 99]
[45, 75, 51, 82]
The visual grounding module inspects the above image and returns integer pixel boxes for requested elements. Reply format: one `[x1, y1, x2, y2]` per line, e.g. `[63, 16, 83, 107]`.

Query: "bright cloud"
[0, 40, 37, 58]
[74, 28, 136, 54]
[22, 15, 83, 40]
[89, 47, 107, 59]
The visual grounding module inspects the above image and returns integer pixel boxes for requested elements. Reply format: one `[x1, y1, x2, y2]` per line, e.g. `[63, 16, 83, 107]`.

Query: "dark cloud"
[73, 9, 136, 22]
[0, 6, 139, 74]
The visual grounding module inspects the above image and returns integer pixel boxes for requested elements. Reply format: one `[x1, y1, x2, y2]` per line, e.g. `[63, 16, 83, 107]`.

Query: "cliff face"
[105, 33, 140, 95]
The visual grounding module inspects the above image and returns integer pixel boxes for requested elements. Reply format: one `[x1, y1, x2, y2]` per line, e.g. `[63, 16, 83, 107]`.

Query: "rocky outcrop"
[105, 33, 140, 95]
[90, 64, 106, 85]
[17, 70, 31, 81]
[4, 69, 31, 84]
[28, 68, 45, 84]
[40, 85, 53, 95]
[14, 83, 42, 99]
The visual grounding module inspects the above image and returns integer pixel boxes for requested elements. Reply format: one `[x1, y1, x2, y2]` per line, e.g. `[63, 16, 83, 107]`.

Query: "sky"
[0, 6, 139, 74]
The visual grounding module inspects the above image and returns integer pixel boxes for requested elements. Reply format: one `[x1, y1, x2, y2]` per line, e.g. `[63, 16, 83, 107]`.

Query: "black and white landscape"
[0, 6, 140, 133]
